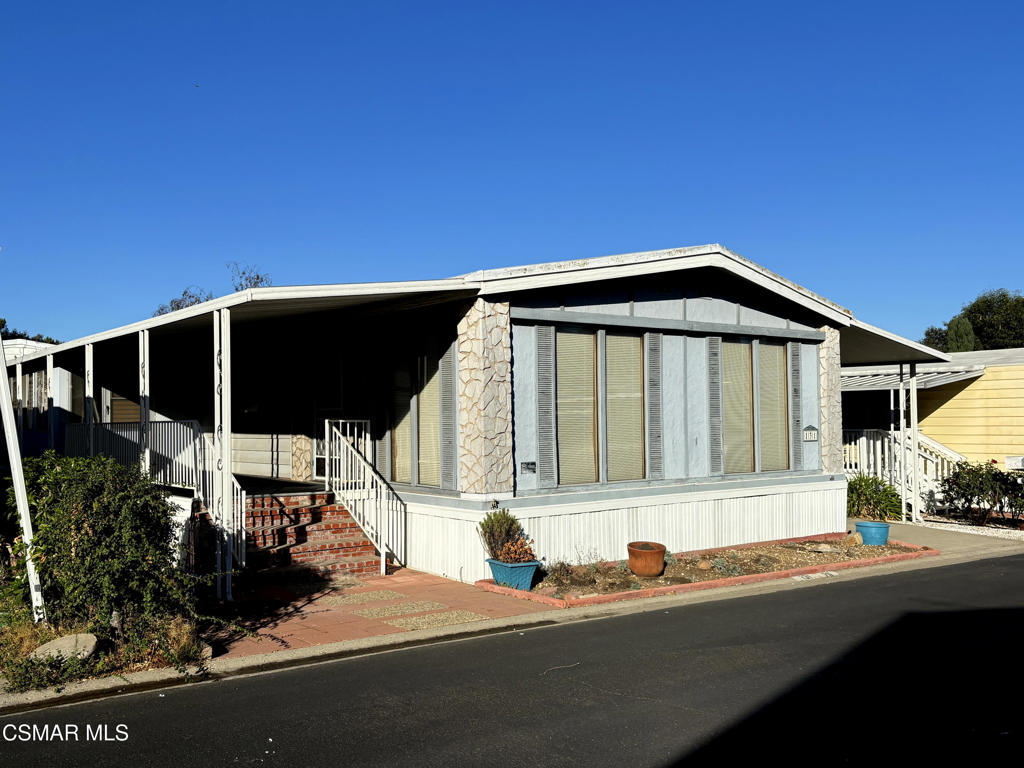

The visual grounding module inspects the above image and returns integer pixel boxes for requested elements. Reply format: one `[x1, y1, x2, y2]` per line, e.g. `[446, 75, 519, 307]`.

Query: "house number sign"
[803, 425, 819, 442]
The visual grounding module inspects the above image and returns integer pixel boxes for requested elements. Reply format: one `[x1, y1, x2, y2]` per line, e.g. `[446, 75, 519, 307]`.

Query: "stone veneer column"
[457, 298, 514, 495]
[818, 325, 843, 474]
[291, 434, 313, 482]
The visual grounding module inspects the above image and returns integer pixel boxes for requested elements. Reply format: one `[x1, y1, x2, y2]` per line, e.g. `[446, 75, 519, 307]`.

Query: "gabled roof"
[8, 244, 948, 367]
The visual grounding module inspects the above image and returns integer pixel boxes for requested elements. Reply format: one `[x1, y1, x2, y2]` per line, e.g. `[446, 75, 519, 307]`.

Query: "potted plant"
[627, 541, 667, 577]
[479, 509, 541, 590]
[848, 474, 900, 545]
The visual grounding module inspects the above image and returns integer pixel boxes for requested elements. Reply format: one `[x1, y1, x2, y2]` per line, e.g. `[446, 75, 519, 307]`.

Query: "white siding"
[403, 477, 846, 582]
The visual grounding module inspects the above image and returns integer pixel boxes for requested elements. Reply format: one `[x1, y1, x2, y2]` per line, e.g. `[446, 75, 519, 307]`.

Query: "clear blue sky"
[2, 1, 1022, 343]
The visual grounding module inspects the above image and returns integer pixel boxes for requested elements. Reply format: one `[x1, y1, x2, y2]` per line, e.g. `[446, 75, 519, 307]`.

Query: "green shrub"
[1, 452, 202, 689]
[846, 474, 902, 521]
[478, 509, 524, 560]
[940, 460, 1024, 526]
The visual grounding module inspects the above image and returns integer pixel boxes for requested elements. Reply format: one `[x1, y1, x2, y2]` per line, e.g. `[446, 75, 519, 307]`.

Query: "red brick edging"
[474, 537, 940, 609]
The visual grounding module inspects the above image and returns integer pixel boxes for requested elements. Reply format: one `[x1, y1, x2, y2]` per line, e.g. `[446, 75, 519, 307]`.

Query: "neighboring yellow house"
[841, 348, 1024, 469]
[916, 349, 1024, 468]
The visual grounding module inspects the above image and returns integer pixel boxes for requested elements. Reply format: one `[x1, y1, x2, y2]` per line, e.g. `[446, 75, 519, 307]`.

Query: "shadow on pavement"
[669, 607, 1023, 764]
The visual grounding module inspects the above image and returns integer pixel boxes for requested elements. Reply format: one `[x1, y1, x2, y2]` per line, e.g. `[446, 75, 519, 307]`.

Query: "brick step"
[246, 492, 333, 510]
[245, 505, 354, 529]
[246, 546, 380, 572]
[246, 522, 364, 548]
[248, 532, 373, 556]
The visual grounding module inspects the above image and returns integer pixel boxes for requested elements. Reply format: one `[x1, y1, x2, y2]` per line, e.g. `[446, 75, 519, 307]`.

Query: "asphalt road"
[3, 555, 1024, 767]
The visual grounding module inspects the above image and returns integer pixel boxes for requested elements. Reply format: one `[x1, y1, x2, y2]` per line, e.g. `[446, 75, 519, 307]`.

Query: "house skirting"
[403, 475, 848, 583]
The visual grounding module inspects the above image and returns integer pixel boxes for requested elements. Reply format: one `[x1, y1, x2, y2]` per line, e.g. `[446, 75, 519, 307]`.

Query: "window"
[390, 349, 449, 488]
[553, 329, 646, 486]
[556, 330, 598, 485]
[418, 355, 441, 486]
[758, 342, 789, 471]
[606, 333, 644, 481]
[722, 341, 754, 474]
[721, 340, 790, 475]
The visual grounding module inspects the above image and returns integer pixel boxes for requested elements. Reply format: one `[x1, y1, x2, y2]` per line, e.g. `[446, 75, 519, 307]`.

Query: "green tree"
[946, 315, 977, 352]
[922, 325, 947, 352]
[153, 286, 214, 317]
[921, 289, 1024, 352]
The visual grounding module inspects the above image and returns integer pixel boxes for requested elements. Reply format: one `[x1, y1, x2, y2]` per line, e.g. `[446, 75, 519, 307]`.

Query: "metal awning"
[841, 365, 984, 392]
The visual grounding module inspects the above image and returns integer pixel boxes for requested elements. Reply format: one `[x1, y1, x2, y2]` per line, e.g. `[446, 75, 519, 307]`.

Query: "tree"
[0, 318, 59, 345]
[228, 262, 272, 291]
[921, 289, 1024, 352]
[946, 315, 977, 352]
[922, 325, 947, 352]
[153, 263, 272, 316]
[153, 286, 214, 317]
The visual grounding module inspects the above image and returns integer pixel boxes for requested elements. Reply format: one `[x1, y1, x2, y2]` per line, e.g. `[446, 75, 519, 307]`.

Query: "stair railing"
[324, 419, 404, 576]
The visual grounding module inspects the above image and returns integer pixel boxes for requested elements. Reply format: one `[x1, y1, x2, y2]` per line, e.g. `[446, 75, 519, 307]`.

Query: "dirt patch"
[536, 539, 916, 598]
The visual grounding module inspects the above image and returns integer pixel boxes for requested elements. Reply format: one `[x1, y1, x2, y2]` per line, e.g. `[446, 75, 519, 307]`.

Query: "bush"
[478, 509, 524, 560]
[846, 474, 902, 521]
[940, 460, 1024, 526]
[1, 452, 202, 689]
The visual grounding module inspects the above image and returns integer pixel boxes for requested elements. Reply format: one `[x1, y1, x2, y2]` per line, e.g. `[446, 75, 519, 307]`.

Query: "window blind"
[418, 354, 441, 487]
[392, 368, 413, 484]
[557, 330, 598, 485]
[722, 341, 754, 474]
[758, 342, 789, 471]
[607, 333, 644, 482]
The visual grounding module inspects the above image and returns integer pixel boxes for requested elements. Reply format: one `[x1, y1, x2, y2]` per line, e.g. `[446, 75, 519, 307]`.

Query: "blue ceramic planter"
[855, 521, 891, 546]
[486, 559, 541, 591]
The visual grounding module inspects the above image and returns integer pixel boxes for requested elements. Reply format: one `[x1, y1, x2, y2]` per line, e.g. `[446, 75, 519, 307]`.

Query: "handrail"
[325, 419, 404, 576]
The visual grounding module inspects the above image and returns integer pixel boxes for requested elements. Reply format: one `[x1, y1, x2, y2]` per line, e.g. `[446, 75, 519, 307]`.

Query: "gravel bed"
[916, 519, 1024, 542]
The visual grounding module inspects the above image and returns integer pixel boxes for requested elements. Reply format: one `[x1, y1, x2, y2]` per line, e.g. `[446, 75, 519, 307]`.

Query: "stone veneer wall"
[291, 434, 313, 482]
[818, 325, 843, 474]
[456, 299, 514, 495]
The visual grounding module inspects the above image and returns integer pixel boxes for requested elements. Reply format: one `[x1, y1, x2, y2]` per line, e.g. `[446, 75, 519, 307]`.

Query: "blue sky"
[2, 1, 1022, 342]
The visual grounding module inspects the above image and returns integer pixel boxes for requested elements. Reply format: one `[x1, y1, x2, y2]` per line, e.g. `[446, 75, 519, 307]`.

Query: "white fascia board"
[8, 279, 477, 368]
[9, 293, 250, 366]
[246, 279, 471, 302]
[472, 245, 853, 327]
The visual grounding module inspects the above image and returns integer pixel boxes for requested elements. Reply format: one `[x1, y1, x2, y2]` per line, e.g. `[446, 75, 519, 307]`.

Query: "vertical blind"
[606, 333, 644, 481]
[758, 342, 789, 471]
[418, 354, 441, 487]
[392, 368, 413, 484]
[556, 330, 598, 485]
[722, 341, 754, 474]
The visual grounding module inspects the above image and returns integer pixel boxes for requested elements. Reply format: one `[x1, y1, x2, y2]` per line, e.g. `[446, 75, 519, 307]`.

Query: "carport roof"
[7, 244, 948, 367]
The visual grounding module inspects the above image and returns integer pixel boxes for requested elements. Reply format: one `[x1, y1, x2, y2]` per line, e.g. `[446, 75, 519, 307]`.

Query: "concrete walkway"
[215, 570, 555, 658]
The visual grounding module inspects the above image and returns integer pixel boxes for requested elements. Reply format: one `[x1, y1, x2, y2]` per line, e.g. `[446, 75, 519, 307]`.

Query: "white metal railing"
[324, 419, 404, 576]
[842, 428, 965, 507]
[65, 420, 246, 568]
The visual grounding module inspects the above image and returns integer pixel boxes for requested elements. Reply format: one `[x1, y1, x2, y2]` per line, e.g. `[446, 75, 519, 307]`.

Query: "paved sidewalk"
[870, 519, 1024, 562]
[216, 570, 555, 658]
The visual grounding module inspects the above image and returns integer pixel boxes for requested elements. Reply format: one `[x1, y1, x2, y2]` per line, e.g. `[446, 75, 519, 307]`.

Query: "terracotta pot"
[627, 541, 667, 577]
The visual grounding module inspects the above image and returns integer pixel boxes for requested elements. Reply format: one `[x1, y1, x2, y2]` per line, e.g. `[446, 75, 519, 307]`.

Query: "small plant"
[940, 460, 1024, 526]
[711, 558, 743, 578]
[478, 509, 523, 560]
[496, 537, 537, 564]
[846, 474, 902, 521]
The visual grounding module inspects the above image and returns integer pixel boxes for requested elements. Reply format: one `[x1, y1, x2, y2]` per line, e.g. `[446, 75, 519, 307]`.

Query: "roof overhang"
[841, 365, 984, 392]
[839, 318, 950, 366]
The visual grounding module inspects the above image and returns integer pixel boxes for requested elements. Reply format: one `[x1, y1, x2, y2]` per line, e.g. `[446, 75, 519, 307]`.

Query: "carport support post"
[84, 343, 94, 456]
[898, 365, 907, 522]
[910, 362, 921, 523]
[220, 309, 234, 601]
[15, 361, 23, 442]
[213, 309, 234, 601]
[46, 353, 54, 450]
[0, 337, 46, 623]
[139, 330, 150, 475]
